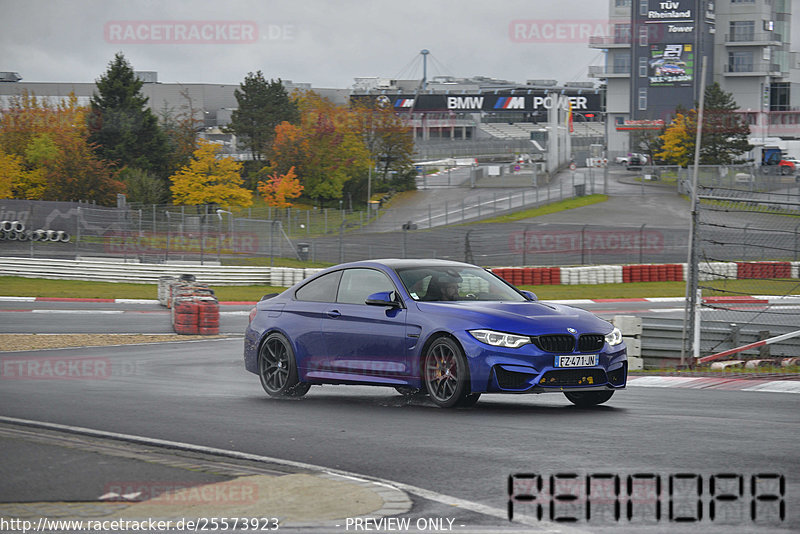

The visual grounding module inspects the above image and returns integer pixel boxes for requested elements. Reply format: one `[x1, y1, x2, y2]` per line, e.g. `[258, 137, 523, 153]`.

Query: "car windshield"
[395, 266, 526, 302]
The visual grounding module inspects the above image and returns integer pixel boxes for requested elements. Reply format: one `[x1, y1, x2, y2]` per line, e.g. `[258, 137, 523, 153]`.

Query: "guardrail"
[641, 317, 800, 367]
[3, 257, 800, 287]
[0, 257, 323, 286]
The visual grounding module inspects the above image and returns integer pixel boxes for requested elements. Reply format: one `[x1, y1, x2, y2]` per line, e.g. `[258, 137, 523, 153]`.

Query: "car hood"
[414, 300, 612, 335]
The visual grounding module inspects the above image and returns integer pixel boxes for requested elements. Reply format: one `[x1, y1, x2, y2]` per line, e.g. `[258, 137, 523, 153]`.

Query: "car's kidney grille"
[578, 334, 605, 352]
[534, 334, 575, 353]
[539, 369, 608, 387]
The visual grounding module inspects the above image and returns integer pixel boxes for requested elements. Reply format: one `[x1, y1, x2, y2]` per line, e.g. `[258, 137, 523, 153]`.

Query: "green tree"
[225, 72, 299, 161]
[88, 53, 171, 177]
[119, 167, 168, 205]
[700, 83, 752, 165]
[657, 83, 752, 166]
[169, 139, 252, 207]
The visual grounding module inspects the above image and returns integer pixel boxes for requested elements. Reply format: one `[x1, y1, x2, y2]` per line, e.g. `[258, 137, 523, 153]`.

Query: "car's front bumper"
[456, 333, 628, 394]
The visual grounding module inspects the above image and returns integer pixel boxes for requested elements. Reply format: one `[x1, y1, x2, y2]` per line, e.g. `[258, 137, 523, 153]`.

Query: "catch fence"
[686, 182, 800, 363]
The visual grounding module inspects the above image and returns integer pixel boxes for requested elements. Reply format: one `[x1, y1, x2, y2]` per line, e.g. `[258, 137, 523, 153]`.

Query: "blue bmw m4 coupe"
[244, 259, 627, 408]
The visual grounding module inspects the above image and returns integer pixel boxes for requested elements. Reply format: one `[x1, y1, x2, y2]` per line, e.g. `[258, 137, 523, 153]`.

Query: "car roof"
[331, 258, 479, 271]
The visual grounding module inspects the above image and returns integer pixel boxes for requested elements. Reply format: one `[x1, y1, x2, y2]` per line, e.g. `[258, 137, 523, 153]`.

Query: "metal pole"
[269, 221, 274, 267]
[639, 223, 646, 264]
[681, 56, 708, 367]
[581, 225, 587, 265]
[200, 205, 206, 266]
[165, 211, 171, 263]
[75, 206, 80, 259]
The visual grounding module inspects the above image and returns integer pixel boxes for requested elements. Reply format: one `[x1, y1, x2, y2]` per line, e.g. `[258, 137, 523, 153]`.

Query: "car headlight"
[605, 327, 623, 346]
[469, 329, 530, 349]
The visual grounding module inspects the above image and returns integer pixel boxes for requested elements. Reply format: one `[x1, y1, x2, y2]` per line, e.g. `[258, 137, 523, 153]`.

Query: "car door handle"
[326, 310, 341, 318]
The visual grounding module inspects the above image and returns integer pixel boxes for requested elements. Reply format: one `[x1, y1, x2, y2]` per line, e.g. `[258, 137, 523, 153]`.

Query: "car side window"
[337, 268, 396, 305]
[294, 271, 342, 302]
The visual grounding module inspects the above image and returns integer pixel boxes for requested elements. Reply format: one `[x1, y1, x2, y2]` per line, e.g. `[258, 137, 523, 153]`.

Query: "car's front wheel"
[564, 390, 614, 407]
[423, 337, 474, 408]
[258, 333, 310, 398]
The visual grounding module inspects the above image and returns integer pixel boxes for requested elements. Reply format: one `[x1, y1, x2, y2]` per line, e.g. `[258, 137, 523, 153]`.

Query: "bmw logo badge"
[567, 327, 577, 334]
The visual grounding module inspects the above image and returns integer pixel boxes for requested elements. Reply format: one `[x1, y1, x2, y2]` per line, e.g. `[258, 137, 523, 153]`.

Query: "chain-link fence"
[0, 172, 610, 265]
[687, 181, 800, 362]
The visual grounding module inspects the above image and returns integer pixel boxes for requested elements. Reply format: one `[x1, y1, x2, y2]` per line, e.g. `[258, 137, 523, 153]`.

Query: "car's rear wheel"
[564, 390, 614, 407]
[423, 337, 473, 408]
[258, 333, 310, 398]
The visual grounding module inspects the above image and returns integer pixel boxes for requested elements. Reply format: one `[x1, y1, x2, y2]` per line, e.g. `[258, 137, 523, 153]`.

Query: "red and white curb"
[627, 376, 800, 394]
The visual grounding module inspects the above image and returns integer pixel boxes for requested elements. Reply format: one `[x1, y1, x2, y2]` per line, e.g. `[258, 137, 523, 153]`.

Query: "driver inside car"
[425, 273, 462, 301]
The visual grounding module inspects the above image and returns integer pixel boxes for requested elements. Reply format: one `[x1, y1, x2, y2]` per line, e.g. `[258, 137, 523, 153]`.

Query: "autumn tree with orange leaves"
[257, 166, 303, 208]
[0, 91, 122, 203]
[270, 92, 369, 207]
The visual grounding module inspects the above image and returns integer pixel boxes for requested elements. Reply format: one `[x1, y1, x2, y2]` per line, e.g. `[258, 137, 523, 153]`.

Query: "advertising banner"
[648, 43, 694, 87]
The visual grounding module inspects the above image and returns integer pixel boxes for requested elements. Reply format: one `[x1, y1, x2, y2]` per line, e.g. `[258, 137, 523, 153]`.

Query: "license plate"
[555, 354, 598, 367]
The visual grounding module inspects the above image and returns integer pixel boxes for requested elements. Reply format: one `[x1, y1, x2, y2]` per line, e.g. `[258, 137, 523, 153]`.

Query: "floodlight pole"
[420, 49, 429, 90]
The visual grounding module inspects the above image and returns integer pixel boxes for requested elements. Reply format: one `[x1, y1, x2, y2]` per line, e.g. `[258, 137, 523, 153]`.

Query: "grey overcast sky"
[2, 0, 618, 87]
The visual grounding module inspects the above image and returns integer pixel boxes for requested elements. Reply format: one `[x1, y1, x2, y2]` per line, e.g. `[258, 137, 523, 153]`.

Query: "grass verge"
[475, 194, 608, 224]
[3, 276, 798, 302]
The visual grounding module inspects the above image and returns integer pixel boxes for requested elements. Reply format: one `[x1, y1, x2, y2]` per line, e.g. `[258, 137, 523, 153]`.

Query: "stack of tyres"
[172, 297, 199, 335]
[196, 297, 220, 335]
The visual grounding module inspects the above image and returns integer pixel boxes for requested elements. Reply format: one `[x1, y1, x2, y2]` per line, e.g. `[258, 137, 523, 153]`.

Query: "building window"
[638, 88, 647, 110]
[613, 53, 631, 74]
[639, 0, 647, 16]
[729, 20, 755, 41]
[728, 50, 754, 72]
[770, 82, 790, 111]
[639, 57, 648, 77]
[639, 26, 648, 46]
[615, 0, 631, 7]
[614, 23, 631, 44]
[730, 0, 755, 3]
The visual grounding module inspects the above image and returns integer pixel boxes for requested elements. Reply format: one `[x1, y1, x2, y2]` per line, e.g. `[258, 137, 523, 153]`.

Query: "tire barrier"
[492, 267, 561, 285]
[491, 261, 798, 286]
[162, 274, 220, 335]
[736, 261, 792, 279]
[622, 264, 683, 283]
[0, 221, 70, 243]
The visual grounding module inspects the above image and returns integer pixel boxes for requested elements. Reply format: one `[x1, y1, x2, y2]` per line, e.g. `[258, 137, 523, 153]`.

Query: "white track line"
[0, 416, 588, 533]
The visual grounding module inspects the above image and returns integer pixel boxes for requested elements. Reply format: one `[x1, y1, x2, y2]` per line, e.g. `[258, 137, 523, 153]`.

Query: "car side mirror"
[520, 290, 538, 301]
[365, 291, 400, 308]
